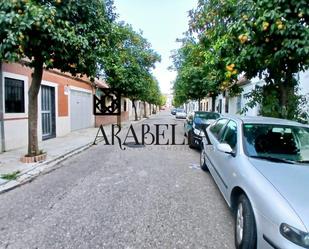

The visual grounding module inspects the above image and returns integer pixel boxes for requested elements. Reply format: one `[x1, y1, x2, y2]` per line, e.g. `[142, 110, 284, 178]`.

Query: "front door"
[41, 85, 56, 140]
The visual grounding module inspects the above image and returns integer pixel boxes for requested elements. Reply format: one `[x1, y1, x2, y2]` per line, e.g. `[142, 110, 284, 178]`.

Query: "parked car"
[185, 111, 220, 149]
[200, 115, 309, 249]
[175, 109, 186, 119]
[171, 108, 177, 115]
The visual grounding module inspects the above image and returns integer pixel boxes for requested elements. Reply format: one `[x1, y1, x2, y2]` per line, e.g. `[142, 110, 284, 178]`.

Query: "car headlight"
[280, 223, 309, 248]
[193, 128, 205, 137]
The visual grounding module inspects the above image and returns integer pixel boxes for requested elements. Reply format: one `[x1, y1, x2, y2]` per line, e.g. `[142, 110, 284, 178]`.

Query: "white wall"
[239, 80, 263, 116]
[4, 120, 28, 151]
[185, 101, 198, 113]
[57, 117, 70, 137]
[298, 70, 309, 95]
[229, 97, 238, 115]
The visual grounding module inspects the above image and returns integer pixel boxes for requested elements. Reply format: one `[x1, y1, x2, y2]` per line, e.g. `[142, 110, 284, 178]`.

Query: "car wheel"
[235, 195, 257, 249]
[200, 148, 208, 171]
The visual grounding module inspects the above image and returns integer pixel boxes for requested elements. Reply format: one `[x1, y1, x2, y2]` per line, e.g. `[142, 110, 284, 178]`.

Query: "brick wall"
[95, 111, 129, 127]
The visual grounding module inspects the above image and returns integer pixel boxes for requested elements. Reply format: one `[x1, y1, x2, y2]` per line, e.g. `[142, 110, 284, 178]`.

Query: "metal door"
[70, 90, 92, 131]
[41, 85, 55, 140]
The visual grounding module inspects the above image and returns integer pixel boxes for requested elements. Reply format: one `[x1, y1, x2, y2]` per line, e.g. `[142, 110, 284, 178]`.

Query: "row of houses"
[184, 71, 309, 118]
[0, 62, 156, 152]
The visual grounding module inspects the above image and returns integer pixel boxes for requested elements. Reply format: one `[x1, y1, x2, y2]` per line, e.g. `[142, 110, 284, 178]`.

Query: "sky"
[114, 0, 198, 94]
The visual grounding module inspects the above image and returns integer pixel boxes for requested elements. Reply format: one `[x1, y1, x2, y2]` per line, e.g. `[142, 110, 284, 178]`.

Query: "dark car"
[184, 111, 220, 149]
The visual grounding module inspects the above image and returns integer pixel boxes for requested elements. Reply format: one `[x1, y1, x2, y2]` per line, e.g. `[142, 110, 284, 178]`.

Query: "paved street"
[0, 111, 234, 249]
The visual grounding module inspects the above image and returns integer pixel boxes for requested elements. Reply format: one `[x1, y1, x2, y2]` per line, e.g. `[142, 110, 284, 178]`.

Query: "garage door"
[70, 90, 92, 131]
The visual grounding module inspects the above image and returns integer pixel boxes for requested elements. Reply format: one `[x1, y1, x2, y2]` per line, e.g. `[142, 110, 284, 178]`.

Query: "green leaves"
[0, 0, 113, 78]
[101, 22, 161, 103]
[173, 0, 309, 119]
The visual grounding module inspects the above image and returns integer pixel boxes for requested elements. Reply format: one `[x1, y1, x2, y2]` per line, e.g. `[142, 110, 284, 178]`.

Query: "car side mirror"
[217, 143, 235, 157]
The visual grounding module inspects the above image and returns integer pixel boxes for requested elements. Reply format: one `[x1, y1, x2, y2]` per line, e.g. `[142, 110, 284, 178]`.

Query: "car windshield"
[177, 109, 185, 112]
[194, 113, 220, 123]
[243, 124, 309, 164]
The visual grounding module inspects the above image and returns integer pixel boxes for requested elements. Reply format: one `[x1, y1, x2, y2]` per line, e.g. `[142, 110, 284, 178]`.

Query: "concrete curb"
[0, 116, 150, 194]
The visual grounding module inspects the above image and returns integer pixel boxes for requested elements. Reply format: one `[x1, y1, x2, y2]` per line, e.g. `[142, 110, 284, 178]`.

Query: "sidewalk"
[0, 117, 148, 194]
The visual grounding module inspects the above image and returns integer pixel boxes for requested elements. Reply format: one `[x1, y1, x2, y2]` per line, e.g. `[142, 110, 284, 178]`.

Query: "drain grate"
[124, 142, 146, 148]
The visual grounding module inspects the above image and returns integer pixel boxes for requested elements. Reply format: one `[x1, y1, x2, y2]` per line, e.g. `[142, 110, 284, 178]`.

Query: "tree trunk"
[132, 99, 138, 121]
[211, 95, 216, 112]
[143, 101, 147, 118]
[279, 83, 295, 119]
[28, 60, 43, 156]
[279, 84, 288, 118]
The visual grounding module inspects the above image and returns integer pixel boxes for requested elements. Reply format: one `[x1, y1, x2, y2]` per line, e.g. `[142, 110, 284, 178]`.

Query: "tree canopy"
[172, 0, 309, 119]
[101, 22, 161, 102]
[0, 0, 113, 77]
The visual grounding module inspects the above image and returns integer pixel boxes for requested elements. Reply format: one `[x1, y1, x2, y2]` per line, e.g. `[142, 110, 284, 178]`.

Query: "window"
[237, 95, 242, 113]
[221, 121, 237, 149]
[5, 77, 25, 113]
[195, 112, 220, 121]
[210, 119, 229, 139]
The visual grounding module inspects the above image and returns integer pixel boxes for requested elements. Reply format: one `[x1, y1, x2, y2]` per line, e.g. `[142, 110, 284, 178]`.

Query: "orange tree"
[189, 0, 309, 119]
[0, 0, 114, 156]
[171, 38, 213, 109]
[143, 77, 162, 106]
[177, 0, 309, 119]
[101, 23, 160, 120]
[228, 0, 309, 119]
[172, 0, 242, 110]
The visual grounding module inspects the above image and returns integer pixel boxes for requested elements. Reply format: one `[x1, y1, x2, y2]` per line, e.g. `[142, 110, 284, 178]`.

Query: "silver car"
[175, 108, 187, 119]
[200, 115, 309, 249]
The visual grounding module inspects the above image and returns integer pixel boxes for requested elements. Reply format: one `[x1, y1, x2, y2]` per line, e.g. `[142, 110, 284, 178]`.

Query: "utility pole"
[0, 62, 5, 152]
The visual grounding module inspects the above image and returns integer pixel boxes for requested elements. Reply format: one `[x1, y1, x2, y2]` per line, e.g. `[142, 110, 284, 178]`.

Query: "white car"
[175, 109, 186, 119]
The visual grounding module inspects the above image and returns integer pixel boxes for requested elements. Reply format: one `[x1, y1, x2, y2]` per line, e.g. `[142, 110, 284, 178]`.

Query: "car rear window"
[195, 112, 220, 120]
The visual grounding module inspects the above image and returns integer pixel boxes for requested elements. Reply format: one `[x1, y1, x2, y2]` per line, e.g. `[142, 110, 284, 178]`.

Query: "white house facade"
[184, 70, 309, 119]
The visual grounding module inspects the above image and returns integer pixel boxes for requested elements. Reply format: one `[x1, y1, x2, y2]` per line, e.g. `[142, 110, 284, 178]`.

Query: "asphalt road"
[0, 111, 234, 249]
